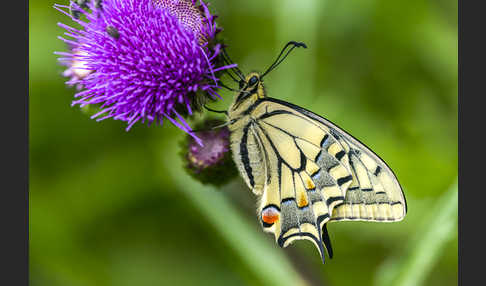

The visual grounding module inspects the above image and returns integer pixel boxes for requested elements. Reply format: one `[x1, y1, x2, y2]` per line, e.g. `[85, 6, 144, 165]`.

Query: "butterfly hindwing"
[230, 121, 268, 195]
[243, 100, 361, 262]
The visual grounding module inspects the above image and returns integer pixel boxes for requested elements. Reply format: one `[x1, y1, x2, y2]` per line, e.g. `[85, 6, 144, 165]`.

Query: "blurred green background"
[30, 0, 457, 285]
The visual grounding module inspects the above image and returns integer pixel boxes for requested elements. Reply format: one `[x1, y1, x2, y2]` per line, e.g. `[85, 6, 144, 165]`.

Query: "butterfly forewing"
[329, 138, 407, 222]
[276, 98, 408, 222]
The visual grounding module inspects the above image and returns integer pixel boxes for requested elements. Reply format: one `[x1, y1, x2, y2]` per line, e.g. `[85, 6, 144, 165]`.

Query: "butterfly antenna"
[261, 41, 307, 78]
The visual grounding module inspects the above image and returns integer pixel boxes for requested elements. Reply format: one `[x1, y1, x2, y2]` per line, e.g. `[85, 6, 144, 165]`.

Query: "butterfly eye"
[248, 76, 259, 86]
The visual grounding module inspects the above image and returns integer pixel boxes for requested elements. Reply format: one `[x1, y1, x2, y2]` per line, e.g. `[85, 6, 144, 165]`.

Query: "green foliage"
[375, 180, 458, 286]
[30, 0, 457, 285]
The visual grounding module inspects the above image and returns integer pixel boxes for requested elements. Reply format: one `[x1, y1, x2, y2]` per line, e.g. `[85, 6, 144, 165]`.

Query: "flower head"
[55, 0, 235, 144]
[182, 119, 237, 186]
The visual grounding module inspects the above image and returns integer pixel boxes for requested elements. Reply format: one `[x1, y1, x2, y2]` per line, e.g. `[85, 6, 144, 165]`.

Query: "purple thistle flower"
[55, 0, 236, 145]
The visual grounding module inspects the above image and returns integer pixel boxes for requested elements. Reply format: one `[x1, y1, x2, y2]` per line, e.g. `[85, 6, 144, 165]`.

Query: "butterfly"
[218, 41, 407, 263]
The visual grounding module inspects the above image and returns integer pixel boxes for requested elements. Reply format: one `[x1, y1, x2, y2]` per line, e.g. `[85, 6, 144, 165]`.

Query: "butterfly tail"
[322, 223, 333, 259]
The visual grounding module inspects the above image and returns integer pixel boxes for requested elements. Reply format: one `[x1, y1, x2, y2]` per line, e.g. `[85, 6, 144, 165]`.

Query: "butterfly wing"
[268, 98, 408, 222]
[231, 97, 407, 263]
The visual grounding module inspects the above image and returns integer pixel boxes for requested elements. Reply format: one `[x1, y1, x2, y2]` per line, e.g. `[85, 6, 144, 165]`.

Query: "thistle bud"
[182, 119, 237, 187]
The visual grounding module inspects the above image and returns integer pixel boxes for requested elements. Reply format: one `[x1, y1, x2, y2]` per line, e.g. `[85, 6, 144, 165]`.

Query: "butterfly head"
[227, 41, 307, 116]
[240, 72, 265, 98]
[229, 72, 266, 114]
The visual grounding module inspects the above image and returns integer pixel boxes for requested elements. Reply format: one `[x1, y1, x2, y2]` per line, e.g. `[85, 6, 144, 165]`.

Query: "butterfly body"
[227, 71, 407, 263]
[228, 73, 267, 195]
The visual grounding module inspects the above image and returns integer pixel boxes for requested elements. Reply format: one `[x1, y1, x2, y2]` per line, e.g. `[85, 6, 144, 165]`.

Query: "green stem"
[375, 179, 458, 286]
[161, 140, 308, 286]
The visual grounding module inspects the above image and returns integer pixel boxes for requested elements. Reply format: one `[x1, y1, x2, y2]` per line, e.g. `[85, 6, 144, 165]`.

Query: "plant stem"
[161, 142, 308, 286]
[375, 179, 458, 286]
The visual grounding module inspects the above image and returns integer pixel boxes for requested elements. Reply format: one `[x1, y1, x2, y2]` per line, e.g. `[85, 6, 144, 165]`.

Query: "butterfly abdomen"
[230, 121, 267, 195]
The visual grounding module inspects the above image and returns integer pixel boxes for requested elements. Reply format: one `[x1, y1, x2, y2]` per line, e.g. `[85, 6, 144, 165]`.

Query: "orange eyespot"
[261, 206, 280, 226]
